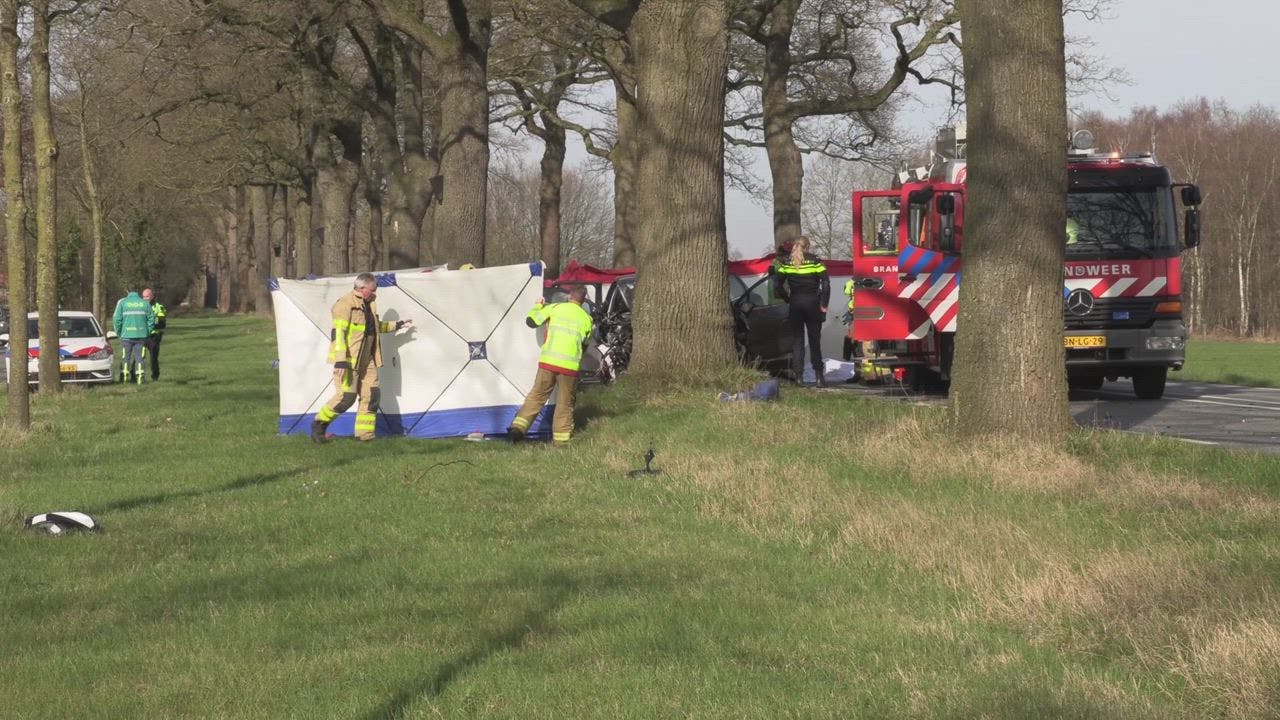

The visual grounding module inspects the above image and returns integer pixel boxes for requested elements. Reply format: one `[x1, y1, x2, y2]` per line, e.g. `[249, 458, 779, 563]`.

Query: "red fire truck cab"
[849, 127, 1203, 399]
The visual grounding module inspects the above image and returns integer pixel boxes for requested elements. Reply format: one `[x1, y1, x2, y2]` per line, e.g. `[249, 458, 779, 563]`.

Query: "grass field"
[3, 314, 1280, 719]
[1180, 337, 1280, 388]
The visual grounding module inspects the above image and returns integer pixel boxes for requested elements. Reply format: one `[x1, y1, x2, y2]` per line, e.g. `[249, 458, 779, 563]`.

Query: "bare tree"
[800, 155, 885, 261]
[728, 0, 959, 247]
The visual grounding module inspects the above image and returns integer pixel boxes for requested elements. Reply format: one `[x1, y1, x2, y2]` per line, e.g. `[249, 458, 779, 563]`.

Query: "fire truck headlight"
[1145, 336, 1185, 351]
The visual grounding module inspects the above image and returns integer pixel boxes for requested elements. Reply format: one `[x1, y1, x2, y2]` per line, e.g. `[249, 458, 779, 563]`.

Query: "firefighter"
[841, 278, 863, 370]
[773, 235, 830, 387]
[311, 273, 413, 443]
[507, 284, 594, 446]
[142, 287, 166, 381]
[113, 287, 154, 384]
[1066, 217, 1080, 245]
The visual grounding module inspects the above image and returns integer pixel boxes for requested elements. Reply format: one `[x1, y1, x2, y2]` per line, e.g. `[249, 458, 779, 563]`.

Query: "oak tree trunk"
[271, 185, 288, 278]
[222, 187, 241, 311]
[950, 0, 1070, 441]
[539, 122, 566, 277]
[294, 178, 314, 277]
[248, 184, 271, 313]
[432, 3, 490, 267]
[2, 0, 29, 426]
[74, 78, 107, 322]
[611, 70, 638, 266]
[627, 0, 737, 380]
[760, 0, 804, 247]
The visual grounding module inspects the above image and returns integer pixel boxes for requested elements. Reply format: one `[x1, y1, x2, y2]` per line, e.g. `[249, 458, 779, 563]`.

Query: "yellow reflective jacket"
[327, 289, 396, 368]
[527, 301, 594, 374]
[843, 279, 856, 310]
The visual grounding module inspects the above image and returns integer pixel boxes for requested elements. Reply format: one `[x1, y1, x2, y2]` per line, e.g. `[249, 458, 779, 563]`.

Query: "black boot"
[814, 369, 827, 388]
[507, 426, 525, 443]
[310, 420, 329, 444]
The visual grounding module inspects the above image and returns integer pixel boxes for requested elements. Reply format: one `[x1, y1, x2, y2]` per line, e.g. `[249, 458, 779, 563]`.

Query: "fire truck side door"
[851, 189, 925, 342]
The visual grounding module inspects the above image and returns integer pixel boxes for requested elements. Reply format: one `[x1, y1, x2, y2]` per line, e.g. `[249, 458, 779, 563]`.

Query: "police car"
[1, 310, 117, 385]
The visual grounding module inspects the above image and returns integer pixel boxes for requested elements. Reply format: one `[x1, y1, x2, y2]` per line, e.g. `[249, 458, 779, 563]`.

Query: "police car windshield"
[1066, 188, 1176, 257]
[27, 316, 102, 339]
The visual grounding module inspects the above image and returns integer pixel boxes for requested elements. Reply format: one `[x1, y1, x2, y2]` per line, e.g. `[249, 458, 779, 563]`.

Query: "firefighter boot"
[310, 420, 329, 444]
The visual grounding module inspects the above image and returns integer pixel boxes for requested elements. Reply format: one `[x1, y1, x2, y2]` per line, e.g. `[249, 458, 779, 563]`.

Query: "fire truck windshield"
[1066, 188, 1177, 258]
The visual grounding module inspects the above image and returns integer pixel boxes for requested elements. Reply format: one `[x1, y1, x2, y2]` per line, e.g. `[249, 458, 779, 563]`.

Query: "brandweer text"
[1065, 263, 1133, 277]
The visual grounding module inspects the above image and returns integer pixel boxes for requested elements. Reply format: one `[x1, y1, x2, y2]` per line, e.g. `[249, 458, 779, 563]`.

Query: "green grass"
[3, 314, 1280, 718]
[1179, 337, 1280, 388]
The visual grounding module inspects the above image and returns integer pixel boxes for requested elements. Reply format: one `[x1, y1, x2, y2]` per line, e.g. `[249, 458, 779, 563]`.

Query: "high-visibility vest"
[113, 292, 153, 340]
[150, 302, 167, 335]
[843, 279, 855, 310]
[528, 301, 593, 373]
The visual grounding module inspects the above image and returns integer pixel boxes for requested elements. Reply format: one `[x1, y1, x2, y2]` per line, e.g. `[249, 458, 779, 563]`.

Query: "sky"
[724, 0, 1280, 257]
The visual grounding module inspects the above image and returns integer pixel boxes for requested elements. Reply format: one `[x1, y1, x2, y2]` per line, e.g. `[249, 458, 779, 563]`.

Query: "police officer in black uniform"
[772, 235, 830, 387]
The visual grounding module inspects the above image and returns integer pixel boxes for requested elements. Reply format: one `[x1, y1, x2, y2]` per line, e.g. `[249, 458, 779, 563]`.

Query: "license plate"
[59, 363, 76, 373]
[1064, 335, 1106, 349]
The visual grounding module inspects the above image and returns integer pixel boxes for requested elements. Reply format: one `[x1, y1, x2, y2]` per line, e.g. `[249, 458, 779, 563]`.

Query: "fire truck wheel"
[1131, 367, 1168, 400]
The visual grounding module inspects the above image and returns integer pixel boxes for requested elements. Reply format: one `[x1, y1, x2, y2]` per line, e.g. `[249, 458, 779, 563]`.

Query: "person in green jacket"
[143, 287, 167, 381]
[113, 288, 154, 384]
[507, 284, 594, 445]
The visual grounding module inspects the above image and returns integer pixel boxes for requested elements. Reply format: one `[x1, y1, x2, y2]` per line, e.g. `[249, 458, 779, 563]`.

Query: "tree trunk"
[222, 187, 241, 311]
[627, 0, 737, 380]
[316, 163, 357, 275]
[271, 185, 288, 278]
[31, 0, 59, 392]
[433, 4, 490, 267]
[74, 79, 107, 322]
[316, 125, 361, 275]
[760, 0, 803, 248]
[1, 0, 29, 426]
[387, 32, 431, 269]
[235, 187, 253, 312]
[539, 122, 567, 277]
[248, 184, 271, 313]
[951, 0, 1070, 441]
[294, 184, 313, 277]
[611, 68, 638, 266]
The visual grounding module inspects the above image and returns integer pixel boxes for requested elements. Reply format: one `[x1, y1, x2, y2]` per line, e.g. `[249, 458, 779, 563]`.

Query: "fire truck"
[849, 125, 1202, 399]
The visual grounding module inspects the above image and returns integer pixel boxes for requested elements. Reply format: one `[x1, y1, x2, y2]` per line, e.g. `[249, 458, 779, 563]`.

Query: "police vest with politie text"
[150, 301, 167, 336]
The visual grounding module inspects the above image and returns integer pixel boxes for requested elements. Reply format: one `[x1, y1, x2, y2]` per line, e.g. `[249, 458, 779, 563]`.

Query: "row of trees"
[1086, 101, 1280, 338]
[4, 0, 1260, 445]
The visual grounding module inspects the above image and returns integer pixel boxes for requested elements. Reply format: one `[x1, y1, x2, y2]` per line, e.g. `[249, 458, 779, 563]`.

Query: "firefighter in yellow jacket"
[312, 272, 412, 442]
[507, 284, 594, 445]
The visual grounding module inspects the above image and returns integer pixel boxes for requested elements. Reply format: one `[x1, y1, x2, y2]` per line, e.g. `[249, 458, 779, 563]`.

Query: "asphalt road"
[828, 378, 1280, 455]
[1069, 380, 1280, 455]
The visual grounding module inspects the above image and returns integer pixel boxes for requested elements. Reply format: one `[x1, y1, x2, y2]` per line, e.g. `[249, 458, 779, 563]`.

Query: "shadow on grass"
[92, 459, 355, 515]
[363, 568, 643, 719]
